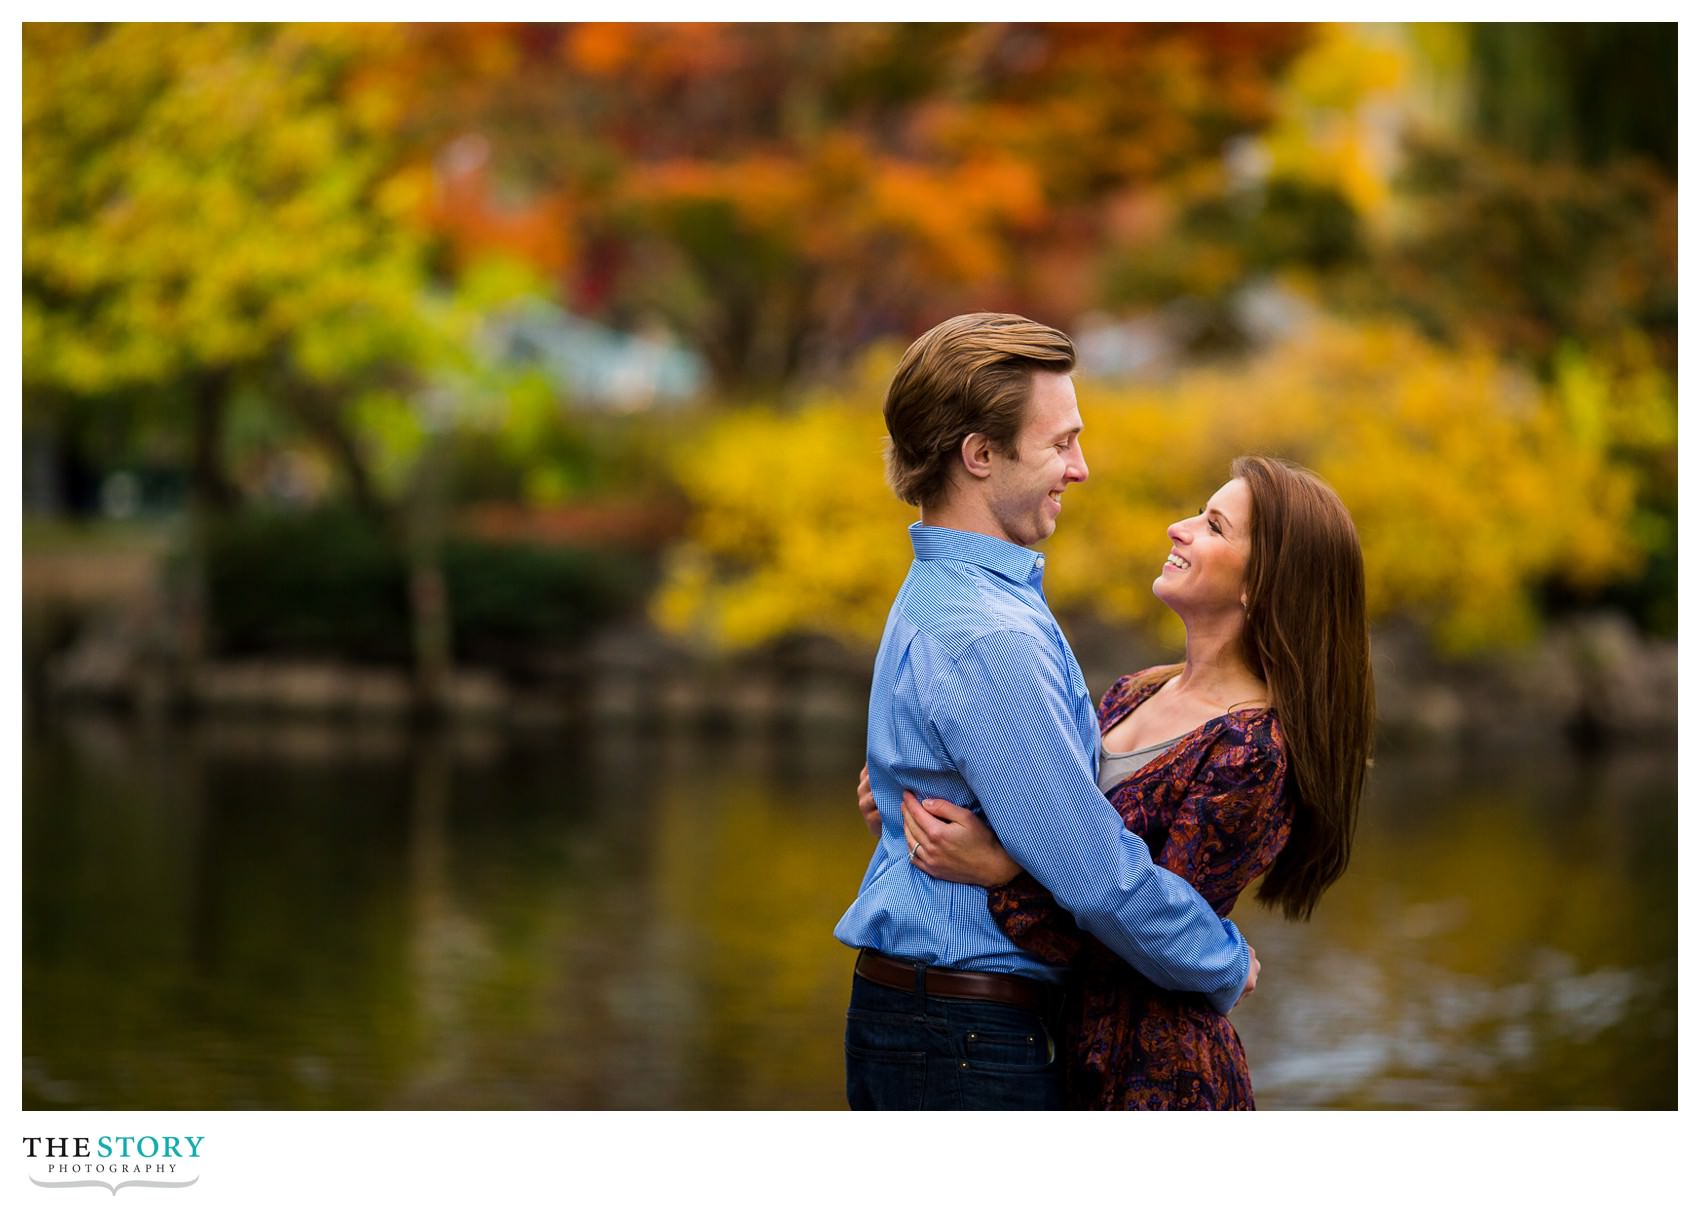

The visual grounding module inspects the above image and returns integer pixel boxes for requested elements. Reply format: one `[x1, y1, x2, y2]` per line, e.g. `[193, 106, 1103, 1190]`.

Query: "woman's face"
[1153, 477, 1253, 619]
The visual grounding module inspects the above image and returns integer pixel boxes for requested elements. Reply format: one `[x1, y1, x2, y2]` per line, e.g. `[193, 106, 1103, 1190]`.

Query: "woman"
[882, 454, 1373, 1109]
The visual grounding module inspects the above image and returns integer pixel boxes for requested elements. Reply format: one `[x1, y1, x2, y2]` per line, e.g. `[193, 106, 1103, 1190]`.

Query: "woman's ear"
[959, 432, 995, 481]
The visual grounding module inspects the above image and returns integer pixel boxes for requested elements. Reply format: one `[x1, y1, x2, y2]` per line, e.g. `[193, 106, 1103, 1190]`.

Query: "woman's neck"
[1173, 617, 1264, 708]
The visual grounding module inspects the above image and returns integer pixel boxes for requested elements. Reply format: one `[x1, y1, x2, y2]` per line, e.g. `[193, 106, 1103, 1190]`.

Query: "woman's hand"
[856, 766, 880, 837]
[901, 791, 1023, 887]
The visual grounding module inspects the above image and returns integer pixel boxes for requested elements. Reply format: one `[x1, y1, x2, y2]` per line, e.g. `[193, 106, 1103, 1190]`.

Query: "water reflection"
[23, 713, 1675, 1109]
[1230, 746, 1678, 1109]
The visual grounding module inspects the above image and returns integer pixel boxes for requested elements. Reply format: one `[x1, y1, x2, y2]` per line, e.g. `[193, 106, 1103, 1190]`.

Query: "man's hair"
[882, 313, 1076, 507]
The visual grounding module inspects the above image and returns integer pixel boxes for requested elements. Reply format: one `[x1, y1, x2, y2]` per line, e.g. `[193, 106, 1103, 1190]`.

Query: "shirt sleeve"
[929, 630, 1251, 1014]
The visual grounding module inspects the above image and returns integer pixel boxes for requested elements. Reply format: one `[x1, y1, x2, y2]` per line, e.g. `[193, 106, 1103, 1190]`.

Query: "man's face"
[983, 371, 1089, 548]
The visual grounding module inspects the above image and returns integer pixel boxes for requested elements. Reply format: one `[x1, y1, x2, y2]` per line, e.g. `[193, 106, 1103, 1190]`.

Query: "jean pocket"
[963, 1025, 1055, 1072]
[953, 1056, 1063, 1110]
[846, 1007, 923, 1045]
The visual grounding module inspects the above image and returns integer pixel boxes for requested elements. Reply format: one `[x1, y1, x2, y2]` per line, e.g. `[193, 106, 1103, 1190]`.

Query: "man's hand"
[1233, 943, 1259, 1009]
[856, 765, 880, 837]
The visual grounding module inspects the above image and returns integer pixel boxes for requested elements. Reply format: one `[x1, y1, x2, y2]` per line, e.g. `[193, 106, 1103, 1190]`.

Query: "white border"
[9, 12, 1689, 1209]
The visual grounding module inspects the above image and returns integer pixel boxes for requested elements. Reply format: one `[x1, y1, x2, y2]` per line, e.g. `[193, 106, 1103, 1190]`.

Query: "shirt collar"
[909, 521, 1048, 584]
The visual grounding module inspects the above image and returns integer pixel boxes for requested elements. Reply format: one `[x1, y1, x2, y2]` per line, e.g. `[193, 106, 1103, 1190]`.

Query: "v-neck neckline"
[1102, 674, 1269, 753]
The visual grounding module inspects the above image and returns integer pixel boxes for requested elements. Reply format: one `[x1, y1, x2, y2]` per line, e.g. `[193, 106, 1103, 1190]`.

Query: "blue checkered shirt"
[834, 522, 1251, 1014]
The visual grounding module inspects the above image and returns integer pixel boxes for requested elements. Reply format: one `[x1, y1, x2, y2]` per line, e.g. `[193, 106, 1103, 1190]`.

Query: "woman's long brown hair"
[1182, 456, 1370, 920]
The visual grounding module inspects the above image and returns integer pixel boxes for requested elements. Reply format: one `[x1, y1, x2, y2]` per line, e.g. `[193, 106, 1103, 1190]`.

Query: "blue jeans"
[844, 963, 1064, 1110]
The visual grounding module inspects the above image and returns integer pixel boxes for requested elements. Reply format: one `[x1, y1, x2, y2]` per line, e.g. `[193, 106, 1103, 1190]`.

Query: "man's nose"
[1069, 444, 1089, 484]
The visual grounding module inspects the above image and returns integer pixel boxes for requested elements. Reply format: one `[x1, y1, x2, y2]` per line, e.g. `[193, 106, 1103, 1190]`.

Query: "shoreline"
[30, 611, 1677, 754]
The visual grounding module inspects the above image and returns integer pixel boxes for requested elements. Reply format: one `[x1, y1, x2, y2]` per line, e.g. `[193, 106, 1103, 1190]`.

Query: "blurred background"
[22, 22, 1676, 1109]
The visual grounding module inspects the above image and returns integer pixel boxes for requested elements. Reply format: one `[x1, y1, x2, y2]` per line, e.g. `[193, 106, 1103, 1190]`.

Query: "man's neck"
[918, 497, 1020, 547]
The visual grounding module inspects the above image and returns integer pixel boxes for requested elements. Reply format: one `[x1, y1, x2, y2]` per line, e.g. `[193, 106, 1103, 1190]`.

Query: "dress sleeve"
[986, 873, 1087, 967]
[1096, 674, 1138, 730]
[1156, 719, 1292, 915]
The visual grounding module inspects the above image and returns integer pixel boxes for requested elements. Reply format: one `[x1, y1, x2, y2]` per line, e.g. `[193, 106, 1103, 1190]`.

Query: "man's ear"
[959, 432, 995, 481]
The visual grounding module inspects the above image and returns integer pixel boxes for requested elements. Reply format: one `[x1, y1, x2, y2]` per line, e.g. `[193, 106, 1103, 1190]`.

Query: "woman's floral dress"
[986, 672, 1292, 1110]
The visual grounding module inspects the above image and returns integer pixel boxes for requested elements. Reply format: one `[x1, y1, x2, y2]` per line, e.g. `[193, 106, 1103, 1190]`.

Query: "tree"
[23, 23, 442, 514]
[359, 22, 1315, 389]
[1464, 23, 1676, 174]
[22, 23, 513, 703]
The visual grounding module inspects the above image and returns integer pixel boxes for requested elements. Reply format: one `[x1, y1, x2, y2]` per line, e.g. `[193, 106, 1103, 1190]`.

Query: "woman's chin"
[1151, 580, 1199, 621]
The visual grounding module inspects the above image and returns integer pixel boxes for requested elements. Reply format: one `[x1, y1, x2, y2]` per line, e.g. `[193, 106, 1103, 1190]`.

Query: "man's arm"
[930, 631, 1250, 1014]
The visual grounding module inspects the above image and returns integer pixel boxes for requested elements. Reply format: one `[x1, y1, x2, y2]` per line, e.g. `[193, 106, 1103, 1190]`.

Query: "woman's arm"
[856, 765, 880, 838]
[983, 721, 1284, 975]
[905, 717, 1288, 971]
[901, 792, 1022, 885]
[1151, 722, 1290, 914]
[902, 792, 1087, 967]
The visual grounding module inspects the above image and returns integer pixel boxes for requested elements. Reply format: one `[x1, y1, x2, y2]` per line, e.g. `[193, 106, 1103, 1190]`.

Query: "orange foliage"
[429, 138, 575, 276]
[331, 22, 1313, 385]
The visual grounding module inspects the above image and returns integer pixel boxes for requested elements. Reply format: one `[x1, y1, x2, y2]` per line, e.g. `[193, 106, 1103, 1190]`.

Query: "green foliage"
[442, 539, 652, 661]
[656, 321, 1645, 654]
[1464, 23, 1676, 173]
[205, 509, 652, 663]
[447, 401, 679, 509]
[21, 25, 557, 523]
[1100, 176, 1367, 349]
[1378, 135, 1675, 373]
[205, 509, 411, 660]
[23, 24, 434, 397]
[23, 23, 1674, 661]
[1540, 338, 1677, 635]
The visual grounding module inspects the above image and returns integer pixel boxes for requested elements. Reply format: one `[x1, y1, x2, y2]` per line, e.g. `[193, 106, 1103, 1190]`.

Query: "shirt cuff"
[1204, 930, 1252, 1016]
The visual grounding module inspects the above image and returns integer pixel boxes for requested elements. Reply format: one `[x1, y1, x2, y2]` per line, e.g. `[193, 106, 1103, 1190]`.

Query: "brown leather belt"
[855, 949, 1057, 1015]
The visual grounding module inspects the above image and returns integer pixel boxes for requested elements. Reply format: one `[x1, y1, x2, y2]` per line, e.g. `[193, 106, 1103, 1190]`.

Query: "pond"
[22, 710, 1676, 1109]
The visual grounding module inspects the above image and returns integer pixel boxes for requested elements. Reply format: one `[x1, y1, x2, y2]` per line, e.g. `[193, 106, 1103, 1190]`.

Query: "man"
[834, 313, 1256, 1110]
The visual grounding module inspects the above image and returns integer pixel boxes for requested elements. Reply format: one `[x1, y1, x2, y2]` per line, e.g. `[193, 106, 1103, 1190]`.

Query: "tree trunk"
[287, 383, 388, 524]
[406, 433, 453, 717]
[177, 372, 237, 697]
[189, 371, 240, 515]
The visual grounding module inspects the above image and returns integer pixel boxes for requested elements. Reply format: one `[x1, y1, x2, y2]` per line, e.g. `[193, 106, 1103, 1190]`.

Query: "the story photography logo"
[23, 1132, 203, 1195]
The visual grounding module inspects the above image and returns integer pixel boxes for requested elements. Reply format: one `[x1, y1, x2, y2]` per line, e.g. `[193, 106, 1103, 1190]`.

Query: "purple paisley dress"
[986, 671, 1291, 1110]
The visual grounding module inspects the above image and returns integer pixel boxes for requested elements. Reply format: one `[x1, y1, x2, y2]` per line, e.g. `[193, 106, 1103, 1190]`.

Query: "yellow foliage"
[656, 321, 1645, 654]
[652, 350, 917, 649]
[1047, 322, 1641, 651]
[1263, 24, 1410, 219]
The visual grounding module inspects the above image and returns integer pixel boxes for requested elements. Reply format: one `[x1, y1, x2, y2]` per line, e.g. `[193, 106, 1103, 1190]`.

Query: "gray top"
[1097, 732, 1185, 794]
